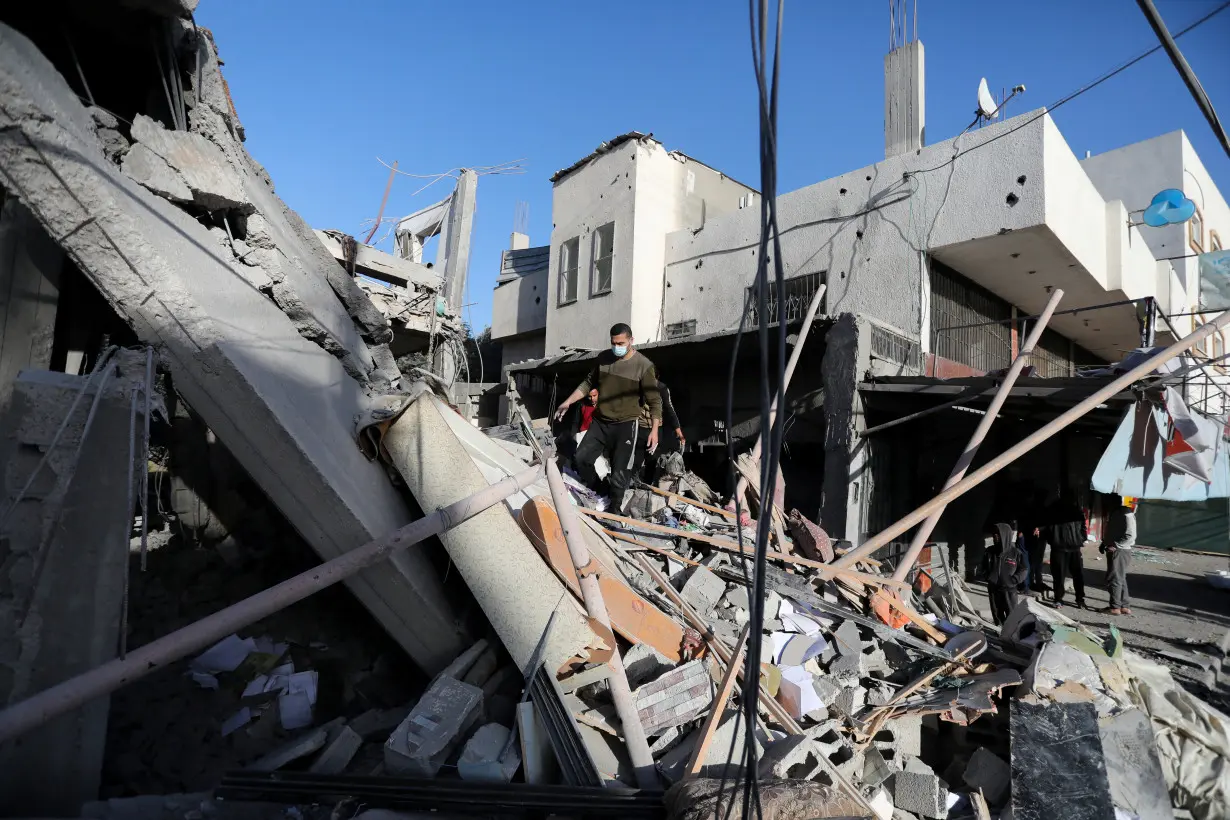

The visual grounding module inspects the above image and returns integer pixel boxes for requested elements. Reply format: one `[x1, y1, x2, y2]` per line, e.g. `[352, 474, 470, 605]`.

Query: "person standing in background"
[1045, 490, 1089, 610]
[987, 523, 1028, 624]
[1021, 491, 1050, 598]
[1103, 495, 1137, 616]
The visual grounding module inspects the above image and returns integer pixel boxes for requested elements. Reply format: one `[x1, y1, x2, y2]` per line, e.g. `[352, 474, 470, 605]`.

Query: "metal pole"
[834, 304, 1230, 569]
[543, 460, 656, 788]
[1136, 0, 1230, 160]
[890, 289, 1063, 582]
[0, 464, 544, 746]
[734, 284, 827, 501]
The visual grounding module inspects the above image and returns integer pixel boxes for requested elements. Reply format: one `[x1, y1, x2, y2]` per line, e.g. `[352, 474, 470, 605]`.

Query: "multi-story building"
[491, 31, 1227, 546]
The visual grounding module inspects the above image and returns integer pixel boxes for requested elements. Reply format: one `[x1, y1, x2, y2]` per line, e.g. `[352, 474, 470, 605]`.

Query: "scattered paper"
[278, 691, 314, 730]
[189, 671, 219, 690]
[191, 634, 257, 674]
[777, 665, 823, 719]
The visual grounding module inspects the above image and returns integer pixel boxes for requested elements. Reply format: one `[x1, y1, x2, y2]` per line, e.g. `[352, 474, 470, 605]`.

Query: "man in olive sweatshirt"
[555, 323, 662, 503]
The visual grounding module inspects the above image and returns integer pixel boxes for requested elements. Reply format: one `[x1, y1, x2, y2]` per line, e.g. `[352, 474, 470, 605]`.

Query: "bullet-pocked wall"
[661, 110, 1055, 346]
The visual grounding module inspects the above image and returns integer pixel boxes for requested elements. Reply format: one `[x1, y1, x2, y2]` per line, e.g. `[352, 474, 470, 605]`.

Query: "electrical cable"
[907, 0, 1230, 179]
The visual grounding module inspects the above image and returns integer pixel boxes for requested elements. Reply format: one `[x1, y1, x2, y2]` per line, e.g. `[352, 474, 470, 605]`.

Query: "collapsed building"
[0, 2, 1229, 820]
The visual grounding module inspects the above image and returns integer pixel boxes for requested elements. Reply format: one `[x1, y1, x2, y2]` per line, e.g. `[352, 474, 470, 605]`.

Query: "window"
[1190, 205, 1205, 254]
[558, 237, 579, 305]
[591, 222, 615, 296]
[1212, 230, 1223, 252]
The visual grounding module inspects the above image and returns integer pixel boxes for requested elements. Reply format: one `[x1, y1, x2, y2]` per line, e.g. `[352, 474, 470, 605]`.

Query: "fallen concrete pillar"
[379, 393, 601, 674]
[0, 359, 146, 815]
[0, 22, 466, 672]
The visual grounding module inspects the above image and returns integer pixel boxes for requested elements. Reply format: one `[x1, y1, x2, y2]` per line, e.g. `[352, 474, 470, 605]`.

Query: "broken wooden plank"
[685, 624, 750, 778]
[578, 508, 908, 590]
[519, 497, 687, 662]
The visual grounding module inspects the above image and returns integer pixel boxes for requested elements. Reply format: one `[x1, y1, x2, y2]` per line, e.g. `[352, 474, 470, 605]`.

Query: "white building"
[491, 32, 1228, 543]
[491, 133, 757, 370]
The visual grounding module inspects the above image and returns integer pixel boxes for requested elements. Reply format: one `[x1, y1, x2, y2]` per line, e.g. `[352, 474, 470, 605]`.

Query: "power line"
[909, 0, 1230, 178]
[1136, 0, 1230, 159]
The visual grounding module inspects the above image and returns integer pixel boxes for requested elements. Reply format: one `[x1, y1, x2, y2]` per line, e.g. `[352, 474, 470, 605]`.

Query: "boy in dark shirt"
[987, 523, 1028, 625]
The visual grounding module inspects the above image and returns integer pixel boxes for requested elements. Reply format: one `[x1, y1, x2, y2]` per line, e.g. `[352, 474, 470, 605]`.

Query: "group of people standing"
[554, 323, 685, 508]
[981, 492, 1138, 624]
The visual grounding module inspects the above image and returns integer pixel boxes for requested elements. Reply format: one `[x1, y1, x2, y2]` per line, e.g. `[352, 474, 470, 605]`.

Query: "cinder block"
[890, 770, 949, 819]
[680, 566, 726, 613]
[385, 675, 483, 777]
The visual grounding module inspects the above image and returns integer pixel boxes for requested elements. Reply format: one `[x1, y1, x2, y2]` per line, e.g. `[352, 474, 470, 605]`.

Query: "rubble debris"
[458, 723, 522, 783]
[516, 702, 558, 785]
[384, 675, 483, 777]
[664, 776, 868, 820]
[961, 747, 1010, 806]
[633, 659, 714, 735]
[248, 723, 331, 772]
[307, 724, 363, 775]
[680, 565, 727, 614]
[1098, 709, 1175, 820]
[786, 508, 834, 562]
[889, 770, 949, 819]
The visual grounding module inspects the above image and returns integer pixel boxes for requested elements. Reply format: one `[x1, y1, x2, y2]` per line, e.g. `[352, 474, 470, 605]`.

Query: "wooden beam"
[640, 483, 735, 520]
[578, 508, 908, 590]
[684, 624, 749, 778]
[604, 530, 704, 567]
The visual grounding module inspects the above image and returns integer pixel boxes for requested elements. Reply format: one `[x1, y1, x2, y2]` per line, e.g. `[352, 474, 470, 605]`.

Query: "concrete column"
[884, 41, 925, 158]
[509, 232, 530, 251]
[0, 198, 64, 408]
[0, 359, 145, 815]
[819, 313, 870, 542]
[439, 170, 477, 313]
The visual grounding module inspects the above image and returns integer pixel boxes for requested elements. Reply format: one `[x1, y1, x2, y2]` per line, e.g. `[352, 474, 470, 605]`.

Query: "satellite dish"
[1142, 188, 1196, 228]
[977, 78, 999, 120]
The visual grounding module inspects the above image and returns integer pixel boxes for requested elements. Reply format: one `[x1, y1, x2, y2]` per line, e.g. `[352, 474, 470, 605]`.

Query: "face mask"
[612, 345, 628, 357]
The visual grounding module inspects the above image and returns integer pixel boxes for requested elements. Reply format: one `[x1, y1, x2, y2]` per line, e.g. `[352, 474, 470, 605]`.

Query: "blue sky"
[198, 0, 1230, 333]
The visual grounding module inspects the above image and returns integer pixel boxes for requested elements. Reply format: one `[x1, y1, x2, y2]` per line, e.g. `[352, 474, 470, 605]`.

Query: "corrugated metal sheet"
[497, 245, 550, 284]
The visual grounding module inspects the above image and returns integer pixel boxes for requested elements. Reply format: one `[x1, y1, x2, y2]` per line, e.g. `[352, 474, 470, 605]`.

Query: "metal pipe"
[859, 385, 990, 438]
[544, 460, 656, 788]
[0, 464, 544, 746]
[835, 305, 1230, 569]
[890, 289, 1063, 582]
[734, 284, 827, 501]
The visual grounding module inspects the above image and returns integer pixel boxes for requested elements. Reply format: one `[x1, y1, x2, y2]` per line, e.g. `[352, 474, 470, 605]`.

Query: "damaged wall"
[0, 18, 470, 672]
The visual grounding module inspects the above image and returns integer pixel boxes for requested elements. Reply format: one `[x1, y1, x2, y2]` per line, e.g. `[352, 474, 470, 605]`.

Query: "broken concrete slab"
[308, 724, 363, 775]
[0, 22, 470, 671]
[1098, 708, 1174, 820]
[623, 643, 674, 687]
[348, 705, 413, 741]
[385, 675, 483, 777]
[129, 114, 250, 212]
[889, 770, 949, 819]
[249, 725, 330, 771]
[962, 747, 1010, 806]
[680, 566, 726, 614]
[458, 723, 521, 783]
[121, 142, 191, 203]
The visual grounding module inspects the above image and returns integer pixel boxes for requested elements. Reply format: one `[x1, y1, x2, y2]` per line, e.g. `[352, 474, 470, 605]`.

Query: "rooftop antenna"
[513, 200, 529, 235]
